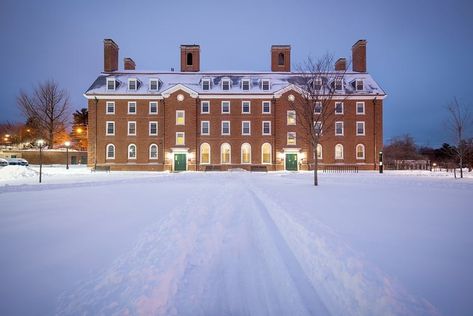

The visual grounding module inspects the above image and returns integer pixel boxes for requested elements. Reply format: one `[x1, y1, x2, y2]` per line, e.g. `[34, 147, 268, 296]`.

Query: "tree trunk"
[460, 157, 463, 178]
[314, 148, 318, 186]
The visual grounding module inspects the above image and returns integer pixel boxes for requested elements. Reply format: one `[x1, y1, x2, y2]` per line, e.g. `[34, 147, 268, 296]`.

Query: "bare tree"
[289, 54, 348, 186]
[17, 80, 71, 148]
[446, 98, 472, 178]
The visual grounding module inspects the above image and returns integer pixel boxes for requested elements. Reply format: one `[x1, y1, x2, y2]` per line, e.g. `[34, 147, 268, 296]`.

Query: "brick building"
[85, 39, 386, 171]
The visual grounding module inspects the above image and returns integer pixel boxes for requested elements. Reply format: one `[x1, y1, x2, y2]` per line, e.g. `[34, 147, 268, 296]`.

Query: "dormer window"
[106, 78, 116, 91]
[262, 79, 270, 91]
[149, 79, 158, 91]
[356, 79, 364, 91]
[222, 79, 231, 91]
[242, 79, 250, 91]
[334, 78, 343, 91]
[314, 78, 322, 90]
[202, 78, 211, 91]
[128, 78, 137, 91]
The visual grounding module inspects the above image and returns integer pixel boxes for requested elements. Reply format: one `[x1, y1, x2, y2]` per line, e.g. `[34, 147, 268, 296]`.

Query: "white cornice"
[161, 84, 198, 98]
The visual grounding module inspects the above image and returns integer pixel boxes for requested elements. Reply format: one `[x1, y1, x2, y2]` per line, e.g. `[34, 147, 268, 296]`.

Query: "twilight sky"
[1, 0, 472, 146]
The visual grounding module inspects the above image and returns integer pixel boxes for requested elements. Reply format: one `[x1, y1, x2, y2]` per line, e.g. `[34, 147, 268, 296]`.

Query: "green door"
[174, 154, 187, 171]
[285, 154, 298, 171]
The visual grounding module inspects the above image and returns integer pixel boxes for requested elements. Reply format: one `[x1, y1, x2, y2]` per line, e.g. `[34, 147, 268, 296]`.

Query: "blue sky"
[1, 0, 472, 146]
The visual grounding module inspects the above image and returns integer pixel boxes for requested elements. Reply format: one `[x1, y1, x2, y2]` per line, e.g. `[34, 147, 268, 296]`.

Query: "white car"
[7, 158, 29, 166]
[0, 158, 8, 167]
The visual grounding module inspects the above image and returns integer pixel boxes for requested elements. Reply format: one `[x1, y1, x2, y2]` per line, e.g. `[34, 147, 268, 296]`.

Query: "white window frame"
[356, 79, 364, 91]
[287, 110, 296, 125]
[262, 101, 271, 114]
[221, 121, 230, 135]
[128, 101, 137, 115]
[335, 102, 344, 115]
[201, 101, 210, 114]
[149, 121, 158, 136]
[287, 132, 297, 145]
[149, 79, 159, 91]
[242, 121, 251, 135]
[242, 79, 250, 91]
[356, 101, 365, 115]
[356, 144, 365, 160]
[106, 101, 115, 114]
[176, 110, 185, 125]
[176, 132, 185, 145]
[221, 101, 230, 114]
[128, 78, 137, 91]
[220, 143, 231, 164]
[149, 144, 158, 159]
[106, 78, 116, 91]
[106, 144, 115, 159]
[106, 121, 115, 136]
[261, 143, 272, 164]
[128, 121, 137, 136]
[241, 143, 251, 164]
[335, 144, 344, 160]
[262, 121, 271, 135]
[149, 101, 158, 114]
[335, 121, 344, 136]
[242, 101, 251, 114]
[201, 121, 210, 135]
[202, 78, 211, 91]
[356, 121, 365, 136]
[261, 79, 271, 91]
[128, 144, 137, 160]
[222, 79, 231, 91]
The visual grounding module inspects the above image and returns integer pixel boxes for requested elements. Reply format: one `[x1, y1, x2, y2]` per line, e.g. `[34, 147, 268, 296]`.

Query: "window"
[128, 78, 137, 91]
[201, 121, 210, 135]
[221, 101, 230, 114]
[242, 121, 251, 135]
[202, 79, 211, 91]
[356, 79, 364, 91]
[356, 144, 365, 159]
[106, 144, 115, 159]
[335, 102, 344, 114]
[242, 79, 250, 91]
[149, 121, 158, 136]
[262, 143, 272, 164]
[221, 143, 231, 164]
[335, 144, 344, 159]
[287, 132, 296, 145]
[335, 121, 344, 136]
[314, 78, 322, 90]
[335, 78, 343, 91]
[106, 121, 115, 136]
[128, 101, 136, 114]
[278, 53, 285, 65]
[106, 101, 115, 114]
[314, 121, 322, 135]
[149, 79, 158, 91]
[287, 110, 296, 125]
[222, 79, 230, 91]
[201, 101, 210, 114]
[241, 143, 251, 164]
[262, 79, 270, 91]
[314, 102, 322, 114]
[128, 144, 137, 159]
[221, 121, 230, 135]
[128, 121, 136, 136]
[200, 143, 210, 164]
[356, 121, 365, 136]
[149, 144, 158, 159]
[262, 121, 271, 135]
[106, 78, 116, 91]
[176, 110, 185, 125]
[149, 101, 158, 114]
[176, 132, 185, 145]
[262, 101, 271, 114]
[187, 52, 193, 65]
[356, 102, 365, 115]
[316, 144, 322, 159]
[242, 101, 251, 114]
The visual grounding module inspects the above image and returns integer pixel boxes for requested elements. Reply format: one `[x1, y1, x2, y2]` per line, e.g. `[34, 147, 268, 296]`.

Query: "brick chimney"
[180, 45, 200, 72]
[271, 45, 291, 72]
[335, 58, 346, 71]
[124, 57, 136, 70]
[104, 39, 119, 73]
[352, 40, 367, 72]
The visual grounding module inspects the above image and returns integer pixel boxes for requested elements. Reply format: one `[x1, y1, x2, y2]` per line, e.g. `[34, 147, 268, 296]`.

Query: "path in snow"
[55, 173, 437, 316]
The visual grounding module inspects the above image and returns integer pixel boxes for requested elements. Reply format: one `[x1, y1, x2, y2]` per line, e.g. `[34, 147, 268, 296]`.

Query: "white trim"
[201, 100, 210, 114]
[201, 121, 210, 135]
[356, 101, 365, 115]
[241, 121, 251, 135]
[335, 144, 344, 160]
[241, 100, 251, 114]
[149, 143, 158, 159]
[262, 101, 271, 114]
[128, 121, 137, 136]
[176, 110, 185, 125]
[128, 143, 137, 159]
[287, 110, 296, 125]
[176, 132, 185, 145]
[202, 78, 211, 91]
[273, 84, 304, 98]
[241, 79, 251, 91]
[356, 121, 365, 136]
[261, 79, 271, 91]
[335, 121, 344, 136]
[221, 121, 230, 135]
[106, 101, 115, 114]
[106, 78, 116, 91]
[287, 132, 296, 145]
[221, 101, 231, 114]
[355, 79, 364, 91]
[149, 101, 158, 114]
[106, 121, 115, 136]
[149, 79, 159, 91]
[220, 143, 231, 164]
[241, 143, 251, 164]
[335, 101, 344, 114]
[356, 144, 365, 160]
[149, 121, 158, 136]
[221, 78, 231, 91]
[84, 95, 165, 100]
[262, 121, 271, 135]
[84, 94, 387, 100]
[128, 78, 138, 91]
[128, 101, 137, 115]
[106, 143, 115, 159]
[161, 84, 198, 98]
[200, 143, 211, 164]
[261, 143, 272, 164]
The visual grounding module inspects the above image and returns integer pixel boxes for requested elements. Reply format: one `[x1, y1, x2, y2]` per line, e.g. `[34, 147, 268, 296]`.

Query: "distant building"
[84, 39, 386, 171]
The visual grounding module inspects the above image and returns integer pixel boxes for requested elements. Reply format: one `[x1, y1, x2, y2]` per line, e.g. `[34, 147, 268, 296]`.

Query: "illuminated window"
[200, 143, 210, 164]
[317, 144, 322, 159]
[262, 143, 271, 164]
[356, 144, 365, 159]
[176, 110, 185, 125]
[221, 143, 231, 164]
[241, 143, 251, 164]
[106, 144, 115, 159]
[287, 110, 296, 125]
[335, 144, 344, 159]
[176, 132, 185, 145]
[287, 132, 296, 145]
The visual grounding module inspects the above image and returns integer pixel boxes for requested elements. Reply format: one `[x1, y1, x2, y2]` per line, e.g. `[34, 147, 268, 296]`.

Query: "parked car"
[7, 158, 29, 166]
[0, 158, 8, 167]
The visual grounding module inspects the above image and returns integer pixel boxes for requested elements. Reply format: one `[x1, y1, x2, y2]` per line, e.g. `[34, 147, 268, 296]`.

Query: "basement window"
[106, 78, 116, 91]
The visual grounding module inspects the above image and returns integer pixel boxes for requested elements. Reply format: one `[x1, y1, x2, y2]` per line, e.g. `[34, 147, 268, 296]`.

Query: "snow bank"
[0, 166, 37, 181]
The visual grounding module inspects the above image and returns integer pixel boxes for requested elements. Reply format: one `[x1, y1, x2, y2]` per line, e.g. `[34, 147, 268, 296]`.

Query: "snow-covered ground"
[0, 166, 472, 315]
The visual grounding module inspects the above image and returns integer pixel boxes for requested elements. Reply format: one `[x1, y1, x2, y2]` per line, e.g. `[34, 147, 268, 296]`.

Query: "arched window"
[128, 144, 137, 159]
[241, 143, 251, 164]
[316, 144, 323, 159]
[261, 143, 272, 164]
[149, 144, 158, 159]
[187, 52, 193, 66]
[106, 144, 115, 159]
[278, 52, 285, 65]
[356, 144, 365, 160]
[221, 143, 231, 164]
[200, 143, 210, 164]
[335, 144, 344, 160]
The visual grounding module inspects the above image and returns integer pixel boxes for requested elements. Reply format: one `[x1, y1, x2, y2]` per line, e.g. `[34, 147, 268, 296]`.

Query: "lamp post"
[64, 141, 71, 169]
[37, 139, 45, 183]
[379, 151, 383, 174]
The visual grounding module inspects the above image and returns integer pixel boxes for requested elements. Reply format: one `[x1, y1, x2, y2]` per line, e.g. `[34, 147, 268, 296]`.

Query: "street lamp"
[64, 141, 71, 170]
[37, 139, 45, 183]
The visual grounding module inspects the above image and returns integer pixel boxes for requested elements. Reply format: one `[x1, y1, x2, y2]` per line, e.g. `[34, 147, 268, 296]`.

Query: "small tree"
[17, 80, 71, 148]
[71, 108, 88, 150]
[289, 54, 348, 186]
[445, 98, 472, 178]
